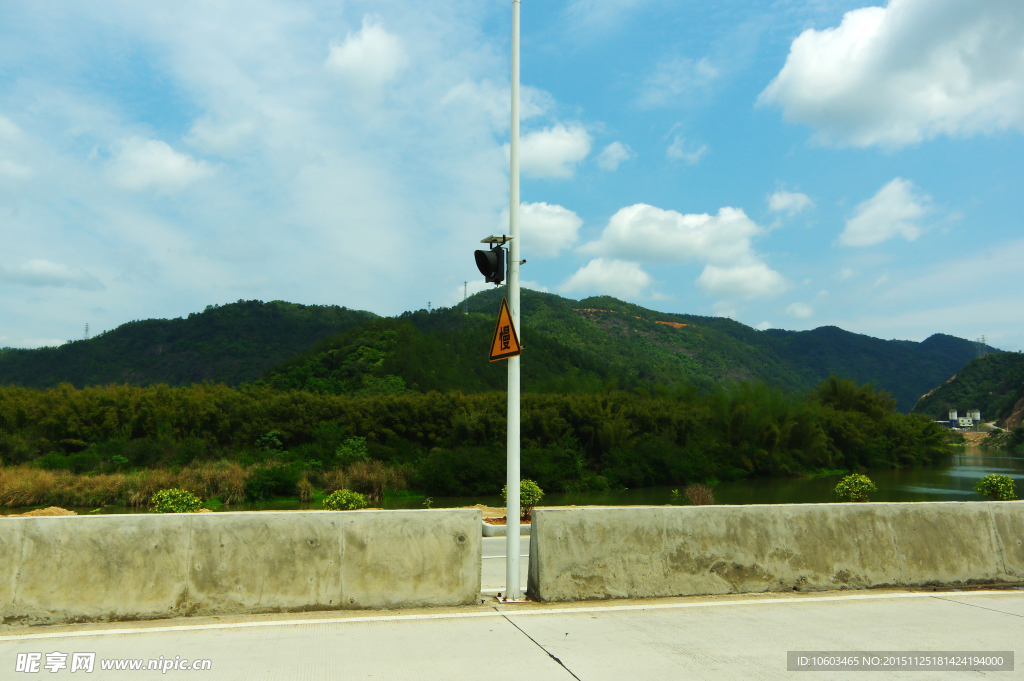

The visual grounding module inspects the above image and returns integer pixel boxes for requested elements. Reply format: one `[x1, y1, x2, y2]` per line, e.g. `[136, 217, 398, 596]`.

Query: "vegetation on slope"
[264, 288, 985, 412]
[0, 290, 987, 414]
[912, 351, 1024, 423]
[0, 378, 948, 504]
[0, 300, 375, 388]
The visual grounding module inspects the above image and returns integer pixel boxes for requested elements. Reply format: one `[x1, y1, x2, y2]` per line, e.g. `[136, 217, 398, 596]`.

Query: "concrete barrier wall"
[1, 509, 481, 626]
[527, 502, 1024, 602]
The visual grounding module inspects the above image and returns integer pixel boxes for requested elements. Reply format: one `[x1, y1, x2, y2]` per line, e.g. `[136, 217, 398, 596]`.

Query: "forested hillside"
[0, 291, 988, 412]
[0, 301, 375, 388]
[266, 288, 986, 412]
[912, 351, 1024, 423]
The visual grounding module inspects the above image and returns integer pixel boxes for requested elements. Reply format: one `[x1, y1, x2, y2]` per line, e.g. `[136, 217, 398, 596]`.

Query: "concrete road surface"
[2, 588, 1021, 680]
[481, 535, 529, 595]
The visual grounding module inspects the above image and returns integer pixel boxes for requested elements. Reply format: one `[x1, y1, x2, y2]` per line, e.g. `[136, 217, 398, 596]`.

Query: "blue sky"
[1, 0, 1022, 351]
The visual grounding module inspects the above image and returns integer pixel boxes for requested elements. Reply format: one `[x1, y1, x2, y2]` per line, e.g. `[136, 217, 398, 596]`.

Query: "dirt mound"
[15, 506, 77, 517]
[463, 504, 506, 518]
[962, 431, 991, 445]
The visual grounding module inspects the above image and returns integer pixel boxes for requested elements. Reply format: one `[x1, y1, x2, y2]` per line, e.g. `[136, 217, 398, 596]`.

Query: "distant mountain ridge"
[0, 291, 989, 412]
[265, 288, 985, 412]
[0, 301, 376, 388]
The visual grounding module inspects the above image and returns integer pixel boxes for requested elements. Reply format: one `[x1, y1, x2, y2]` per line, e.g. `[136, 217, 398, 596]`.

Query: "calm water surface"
[5, 446, 1021, 515]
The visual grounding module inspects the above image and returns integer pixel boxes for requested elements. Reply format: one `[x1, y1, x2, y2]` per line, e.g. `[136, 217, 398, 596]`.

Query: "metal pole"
[506, 0, 522, 601]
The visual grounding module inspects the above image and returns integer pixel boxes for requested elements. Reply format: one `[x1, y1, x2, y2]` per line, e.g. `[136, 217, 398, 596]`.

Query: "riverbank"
[4, 447, 1020, 515]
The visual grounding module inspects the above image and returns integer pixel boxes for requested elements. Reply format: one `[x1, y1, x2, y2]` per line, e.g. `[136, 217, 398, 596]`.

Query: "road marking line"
[1, 590, 1019, 642]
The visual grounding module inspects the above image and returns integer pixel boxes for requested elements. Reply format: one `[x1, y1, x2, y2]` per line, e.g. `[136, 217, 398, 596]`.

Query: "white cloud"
[0, 159, 32, 180]
[758, 0, 1024, 148]
[768, 190, 813, 215]
[597, 142, 633, 171]
[579, 203, 788, 300]
[712, 301, 736, 319]
[0, 260, 104, 291]
[840, 178, 928, 247]
[0, 115, 21, 140]
[0, 0, 536, 346]
[185, 117, 258, 155]
[513, 124, 592, 178]
[0, 115, 33, 180]
[755, 321, 772, 330]
[510, 202, 582, 258]
[565, 0, 653, 34]
[521, 280, 549, 293]
[325, 17, 408, 88]
[581, 204, 761, 264]
[640, 56, 718, 108]
[110, 138, 214, 193]
[441, 82, 553, 131]
[449, 279, 492, 306]
[20, 338, 68, 349]
[697, 262, 789, 300]
[558, 258, 653, 299]
[666, 136, 707, 164]
[837, 267, 855, 281]
[786, 302, 814, 319]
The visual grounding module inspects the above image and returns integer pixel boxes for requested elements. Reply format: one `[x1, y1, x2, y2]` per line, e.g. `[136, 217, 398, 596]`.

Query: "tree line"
[0, 377, 949, 498]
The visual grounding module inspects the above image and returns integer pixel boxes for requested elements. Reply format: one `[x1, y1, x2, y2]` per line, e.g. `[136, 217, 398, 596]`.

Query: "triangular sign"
[489, 297, 522, 362]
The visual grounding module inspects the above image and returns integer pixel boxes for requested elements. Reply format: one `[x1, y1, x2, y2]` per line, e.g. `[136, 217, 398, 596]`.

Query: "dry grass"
[297, 474, 314, 502]
[0, 459, 411, 509]
[345, 461, 412, 502]
[0, 462, 249, 509]
[684, 483, 715, 506]
[321, 468, 347, 494]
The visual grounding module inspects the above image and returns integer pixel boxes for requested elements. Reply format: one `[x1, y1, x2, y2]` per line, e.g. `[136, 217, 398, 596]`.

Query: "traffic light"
[474, 245, 505, 285]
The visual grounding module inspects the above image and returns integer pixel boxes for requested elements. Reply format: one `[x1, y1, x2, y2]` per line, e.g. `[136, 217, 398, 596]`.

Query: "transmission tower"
[463, 281, 468, 315]
[83, 323, 89, 340]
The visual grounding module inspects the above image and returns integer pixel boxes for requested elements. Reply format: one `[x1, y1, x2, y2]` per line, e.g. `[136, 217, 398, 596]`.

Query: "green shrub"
[255, 431, 285, 452]
[244, 463, 300, 501]
[416, 446, 504, 496]
[152, 488, 202, 513]
[322, 489, 367, 510]
[834, 473, 877, 502]
[335, 437, 370, 466]
[502, 479, 544, 520]
[974, 474, 1017, 501]
[35, 451, 71, 471]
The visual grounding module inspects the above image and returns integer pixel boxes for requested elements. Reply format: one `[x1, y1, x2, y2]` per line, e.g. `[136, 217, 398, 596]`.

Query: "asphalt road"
[2, 588, 1021, 680]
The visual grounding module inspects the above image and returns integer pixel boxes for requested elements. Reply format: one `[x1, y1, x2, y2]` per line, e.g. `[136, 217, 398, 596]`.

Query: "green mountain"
[264, 288, 986, 412]
[911, 351, 1024, 424]
[0, 301, 375, 388]
[0, 290, 988, 411]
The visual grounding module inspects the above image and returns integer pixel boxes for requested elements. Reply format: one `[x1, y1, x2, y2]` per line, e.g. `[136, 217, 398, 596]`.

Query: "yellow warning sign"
[489, 297, 521, 362]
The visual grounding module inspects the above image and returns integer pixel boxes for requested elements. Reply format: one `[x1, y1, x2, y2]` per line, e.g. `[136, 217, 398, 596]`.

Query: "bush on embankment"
[0, 378, 949, 505]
